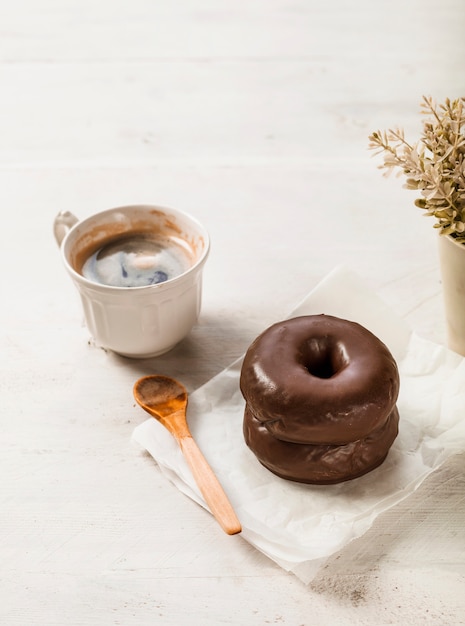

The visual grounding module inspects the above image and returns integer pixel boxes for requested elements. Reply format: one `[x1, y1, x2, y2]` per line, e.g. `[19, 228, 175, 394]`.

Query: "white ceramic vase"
[438, 233, 465, 357]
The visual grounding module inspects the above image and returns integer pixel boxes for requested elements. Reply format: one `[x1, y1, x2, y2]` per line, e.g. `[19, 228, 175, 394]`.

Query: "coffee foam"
[81, 234, 193, 288]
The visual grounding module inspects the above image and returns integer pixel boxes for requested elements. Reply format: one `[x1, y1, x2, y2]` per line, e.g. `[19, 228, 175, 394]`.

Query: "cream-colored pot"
[54, 204, 210, 358]
[438, 233, 465, 357]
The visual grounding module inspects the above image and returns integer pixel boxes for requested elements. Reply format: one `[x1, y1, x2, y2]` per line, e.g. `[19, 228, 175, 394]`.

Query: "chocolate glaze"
[243, 405, 399, 484]
[239, 315, 400, 445]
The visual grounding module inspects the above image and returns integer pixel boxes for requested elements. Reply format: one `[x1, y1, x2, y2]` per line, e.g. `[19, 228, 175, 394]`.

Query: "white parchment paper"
[132, 266, 465, 583]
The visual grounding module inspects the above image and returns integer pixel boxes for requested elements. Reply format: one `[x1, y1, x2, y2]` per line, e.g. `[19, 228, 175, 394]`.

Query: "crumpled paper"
[132, 266, 465, 583]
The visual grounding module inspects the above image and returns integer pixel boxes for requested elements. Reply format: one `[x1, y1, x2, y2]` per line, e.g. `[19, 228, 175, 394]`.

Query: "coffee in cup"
[54, 204, 210, 358]
[79, 233, 193, 288]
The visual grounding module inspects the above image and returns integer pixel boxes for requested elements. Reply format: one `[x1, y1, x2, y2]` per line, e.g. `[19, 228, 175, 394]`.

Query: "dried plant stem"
[368, 96, 465, 242]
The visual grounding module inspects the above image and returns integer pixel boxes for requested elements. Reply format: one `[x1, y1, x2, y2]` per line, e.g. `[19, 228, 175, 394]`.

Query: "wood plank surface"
[1, 1, 464, 624]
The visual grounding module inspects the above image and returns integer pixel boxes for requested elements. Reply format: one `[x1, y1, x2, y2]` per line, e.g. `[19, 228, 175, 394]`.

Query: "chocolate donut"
[240, 315, 400, 445]
[243, 405, 399, 484]
[239, 314, 400, 484]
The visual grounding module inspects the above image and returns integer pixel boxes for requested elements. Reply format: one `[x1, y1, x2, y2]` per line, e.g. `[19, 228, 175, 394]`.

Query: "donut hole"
[302, 338, 349, 379]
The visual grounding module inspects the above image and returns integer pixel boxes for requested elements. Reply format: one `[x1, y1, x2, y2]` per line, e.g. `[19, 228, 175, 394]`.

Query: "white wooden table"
[2, 1, 465, 624]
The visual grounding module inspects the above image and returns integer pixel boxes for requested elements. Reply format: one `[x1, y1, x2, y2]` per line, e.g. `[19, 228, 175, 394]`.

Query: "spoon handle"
[178, 436, 242, 535]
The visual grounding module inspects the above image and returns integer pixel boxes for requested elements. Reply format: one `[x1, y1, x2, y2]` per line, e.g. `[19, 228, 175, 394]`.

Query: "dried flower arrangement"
[368, 96, 465, 242]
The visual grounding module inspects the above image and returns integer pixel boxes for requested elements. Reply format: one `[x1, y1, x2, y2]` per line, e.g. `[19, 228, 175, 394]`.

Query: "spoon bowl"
[134, 375, 241, 535]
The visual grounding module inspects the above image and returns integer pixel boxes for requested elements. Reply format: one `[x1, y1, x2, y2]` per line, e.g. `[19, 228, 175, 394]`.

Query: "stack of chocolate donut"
[239, 314, 400, 484]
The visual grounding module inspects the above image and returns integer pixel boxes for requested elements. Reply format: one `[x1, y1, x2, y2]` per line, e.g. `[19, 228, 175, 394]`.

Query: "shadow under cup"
[60, 205, 210, 358]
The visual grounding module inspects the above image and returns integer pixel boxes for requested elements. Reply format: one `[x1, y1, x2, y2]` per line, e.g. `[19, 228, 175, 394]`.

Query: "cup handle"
[53, 211, 79, 247]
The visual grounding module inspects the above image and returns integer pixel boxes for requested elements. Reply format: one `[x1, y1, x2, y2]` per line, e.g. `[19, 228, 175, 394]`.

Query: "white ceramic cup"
[54, 204, 210, 358]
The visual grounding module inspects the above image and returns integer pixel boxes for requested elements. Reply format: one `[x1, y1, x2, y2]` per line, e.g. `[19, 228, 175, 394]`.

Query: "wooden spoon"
[133, 375, 242, 535]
